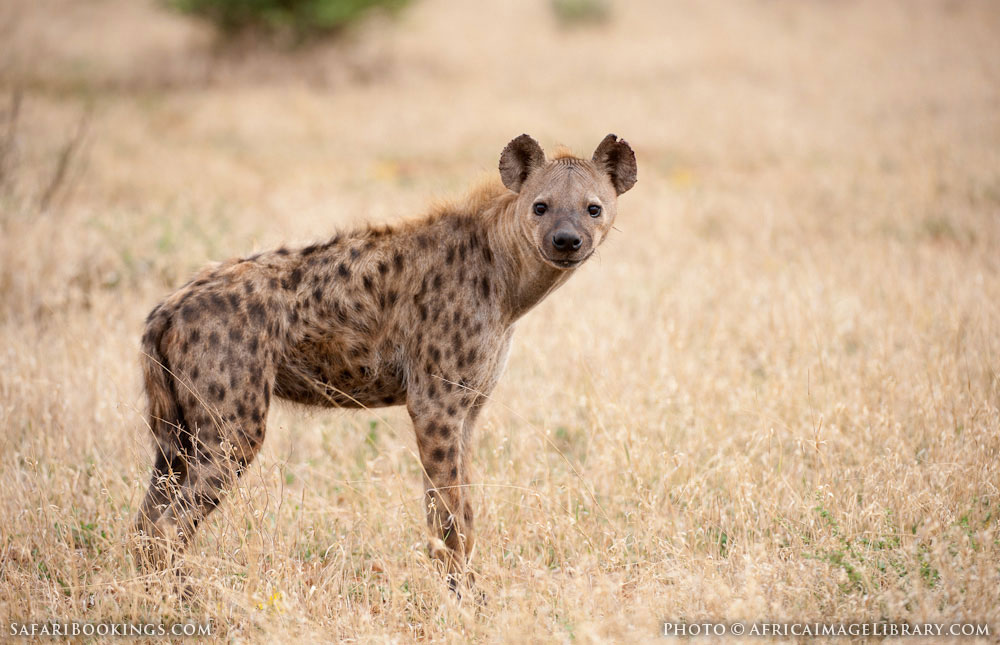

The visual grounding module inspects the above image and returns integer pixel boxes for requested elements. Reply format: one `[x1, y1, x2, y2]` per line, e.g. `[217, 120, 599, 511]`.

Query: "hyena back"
[135, 133, 637, 585]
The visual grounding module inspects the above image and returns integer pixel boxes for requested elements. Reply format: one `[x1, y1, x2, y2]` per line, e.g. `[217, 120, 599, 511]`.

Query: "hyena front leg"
[407, 377, 482, 587]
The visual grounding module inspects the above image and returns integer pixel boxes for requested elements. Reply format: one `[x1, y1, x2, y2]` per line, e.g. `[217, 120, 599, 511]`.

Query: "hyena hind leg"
[156, 433, 264, 550]
[134, 422, 265, 569]
[133, 437, 190, 569]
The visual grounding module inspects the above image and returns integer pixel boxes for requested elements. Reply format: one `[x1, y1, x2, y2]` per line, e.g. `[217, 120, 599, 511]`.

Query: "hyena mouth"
[543, 251, 593, 269]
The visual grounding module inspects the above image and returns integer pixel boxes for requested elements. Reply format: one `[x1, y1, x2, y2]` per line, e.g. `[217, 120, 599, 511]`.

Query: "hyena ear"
[592, 134, 637, 195]
[499, 134, 546, 193]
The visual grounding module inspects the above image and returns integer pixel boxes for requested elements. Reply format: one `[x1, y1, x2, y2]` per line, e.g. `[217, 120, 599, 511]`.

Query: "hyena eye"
[533, 202, 548, 216]
[588, 204, 602, 217]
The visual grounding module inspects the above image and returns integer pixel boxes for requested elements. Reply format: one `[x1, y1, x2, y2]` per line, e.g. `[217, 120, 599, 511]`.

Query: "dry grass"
[1, 0, 999, 642]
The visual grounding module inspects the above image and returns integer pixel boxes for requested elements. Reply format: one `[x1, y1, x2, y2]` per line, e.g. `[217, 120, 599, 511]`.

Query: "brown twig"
[0, 89, 22, 191]
[38, 101, 92, 212]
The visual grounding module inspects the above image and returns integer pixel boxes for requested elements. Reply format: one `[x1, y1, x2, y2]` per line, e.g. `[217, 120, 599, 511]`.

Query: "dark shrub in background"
[170, 0, 408, 40]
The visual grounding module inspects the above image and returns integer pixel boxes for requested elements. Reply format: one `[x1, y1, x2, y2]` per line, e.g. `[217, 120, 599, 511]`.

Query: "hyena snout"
[546, 220, 591, 266]
[551, 228, 582, 251]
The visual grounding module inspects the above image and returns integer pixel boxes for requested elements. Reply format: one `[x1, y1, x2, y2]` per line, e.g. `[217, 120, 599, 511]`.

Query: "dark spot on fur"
[276, 247, 290, 256]
[350, 248, 361, 259]
[428, 383, 438, 399]
[263, 383, 271, 407]
[248, 301, 267, 327]
[302, 243, 323, 256]
[446, 246, 456, 265]
[432, 273, 443, 290]
[429, 346, 441, 363]
[269, 277, 279, 289]
[377, 261, 388, 275]
[181, 303, 200, 322]
[248, 337, 259, 354]
[363, 275, 373, 291]
[227, 293, 240, 311]
[446, 405, 457, 416]
[333, 302, 348, 324]
[209, 292, 226, 313]
[209, 330, 219, 345]
[393, 252, 404, 273]
[482, 245, 494, 264]
[418, 304, 428, 321]
[338, 263, 350, 279]
[209, 382, 226, 402]
[431, 448, 446, 462]
[283, 268, 303, 291]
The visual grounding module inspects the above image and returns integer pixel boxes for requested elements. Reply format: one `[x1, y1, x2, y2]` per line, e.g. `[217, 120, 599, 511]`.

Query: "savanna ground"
[1, 0, 999, 642]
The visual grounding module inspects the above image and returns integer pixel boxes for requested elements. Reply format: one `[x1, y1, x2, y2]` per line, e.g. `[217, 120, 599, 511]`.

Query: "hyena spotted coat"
[135, 133, 637, 583]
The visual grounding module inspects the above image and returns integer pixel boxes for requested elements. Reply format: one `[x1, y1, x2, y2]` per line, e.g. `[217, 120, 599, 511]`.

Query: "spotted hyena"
[135, 133, 637, 586]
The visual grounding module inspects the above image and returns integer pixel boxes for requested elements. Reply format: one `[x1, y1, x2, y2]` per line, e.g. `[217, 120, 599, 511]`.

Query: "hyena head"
[499, 133, 637, 269]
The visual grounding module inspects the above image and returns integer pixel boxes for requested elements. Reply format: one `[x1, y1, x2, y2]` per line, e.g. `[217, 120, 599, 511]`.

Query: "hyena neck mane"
[468, 178, 574, 322]
[303, 177, 573, 325]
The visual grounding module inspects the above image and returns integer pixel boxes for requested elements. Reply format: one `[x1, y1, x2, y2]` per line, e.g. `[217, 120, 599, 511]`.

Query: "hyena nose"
[552, 230, 582, 251]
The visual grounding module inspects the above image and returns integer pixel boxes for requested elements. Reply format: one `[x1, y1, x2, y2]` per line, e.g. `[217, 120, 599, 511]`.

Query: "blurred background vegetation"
[169, 0, 409, 41]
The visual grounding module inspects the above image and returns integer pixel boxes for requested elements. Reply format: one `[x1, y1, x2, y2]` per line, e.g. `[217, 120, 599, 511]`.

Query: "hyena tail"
[141, 307, 187, 446]
[135, 306, 189, 540]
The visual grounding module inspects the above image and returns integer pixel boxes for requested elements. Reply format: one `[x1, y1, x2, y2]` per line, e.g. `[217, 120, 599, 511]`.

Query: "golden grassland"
[1, 0, 998, 642]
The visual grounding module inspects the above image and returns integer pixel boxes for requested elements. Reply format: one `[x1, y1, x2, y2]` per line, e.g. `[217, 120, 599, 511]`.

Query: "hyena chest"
[273, 335, 406, 409]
